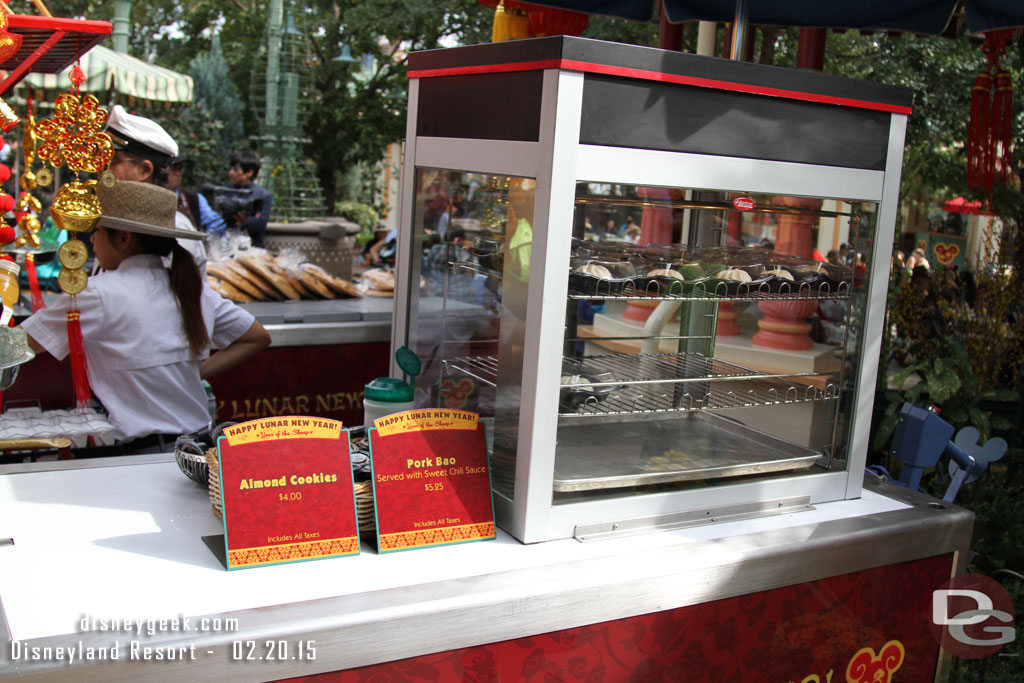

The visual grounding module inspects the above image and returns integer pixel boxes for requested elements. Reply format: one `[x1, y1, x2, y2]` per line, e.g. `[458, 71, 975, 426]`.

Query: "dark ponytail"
[134, 232, 210, 358]
[168, 243, 210, 358]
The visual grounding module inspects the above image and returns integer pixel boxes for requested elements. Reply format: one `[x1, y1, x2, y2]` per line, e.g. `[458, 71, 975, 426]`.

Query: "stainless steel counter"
[241, 298, 393, 347]
[0, 457, 972, 682]
[245, 296, 490, 348]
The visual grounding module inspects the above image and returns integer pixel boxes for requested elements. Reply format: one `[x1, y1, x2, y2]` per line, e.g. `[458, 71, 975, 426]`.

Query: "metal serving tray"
[552, 411, 820, 492]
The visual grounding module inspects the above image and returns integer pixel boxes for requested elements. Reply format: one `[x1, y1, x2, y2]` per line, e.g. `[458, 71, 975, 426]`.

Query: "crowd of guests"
[889, 244, 980, 362]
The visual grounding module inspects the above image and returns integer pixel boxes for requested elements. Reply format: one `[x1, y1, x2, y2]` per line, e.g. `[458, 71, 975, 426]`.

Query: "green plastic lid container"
[364, 377, 414, 403]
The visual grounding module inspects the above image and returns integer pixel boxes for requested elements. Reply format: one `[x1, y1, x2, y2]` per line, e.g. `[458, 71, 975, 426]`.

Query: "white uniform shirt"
[22, 254, 254, 441]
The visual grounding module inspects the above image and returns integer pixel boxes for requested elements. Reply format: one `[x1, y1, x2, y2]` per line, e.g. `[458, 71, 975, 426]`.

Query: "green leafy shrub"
[335, 201, 379, 246]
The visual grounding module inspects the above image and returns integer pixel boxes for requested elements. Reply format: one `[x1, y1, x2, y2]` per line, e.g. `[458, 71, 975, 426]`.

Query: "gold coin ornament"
[34, 167, 52, 187]
[100, 169, 116, 188]
[57, 239, 88, 269]
[58, 267, 88, 295]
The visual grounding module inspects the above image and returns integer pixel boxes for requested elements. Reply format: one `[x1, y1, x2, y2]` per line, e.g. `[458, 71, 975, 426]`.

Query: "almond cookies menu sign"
[217, 416, 359, 569]
[369, 409, 495, 553]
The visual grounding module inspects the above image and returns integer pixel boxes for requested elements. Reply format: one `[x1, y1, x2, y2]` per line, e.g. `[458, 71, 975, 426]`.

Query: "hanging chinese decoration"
[0, 6, 22, 134]
[35, 67, 113, 294]
[20, 92, 37, 191]
[526, 3, 588, 37]
[488, 1, 529, 42]
[33, 62, 114, 407]
[967, 29, 1016, 195]
[0, 3, 22, 62]
[14, 93, 45, 312]
[0, 129, 17, 324]
[480, 1, 588, 43]
[0, 5, 17, 229]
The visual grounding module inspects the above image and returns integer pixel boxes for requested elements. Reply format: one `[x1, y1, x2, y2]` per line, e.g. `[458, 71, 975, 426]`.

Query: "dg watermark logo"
[930, 573, 1016, 659]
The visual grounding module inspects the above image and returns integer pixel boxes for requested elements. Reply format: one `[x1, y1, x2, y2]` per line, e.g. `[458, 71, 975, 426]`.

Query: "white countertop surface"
[0, 461, 908, 642]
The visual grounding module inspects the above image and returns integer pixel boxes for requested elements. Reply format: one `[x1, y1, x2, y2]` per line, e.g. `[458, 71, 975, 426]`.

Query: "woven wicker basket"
[205, 449, 223, 520]
[204, 449, 375, 535]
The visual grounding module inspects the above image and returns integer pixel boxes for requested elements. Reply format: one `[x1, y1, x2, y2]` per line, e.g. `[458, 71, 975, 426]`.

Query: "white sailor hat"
[105, 105, 179, 166]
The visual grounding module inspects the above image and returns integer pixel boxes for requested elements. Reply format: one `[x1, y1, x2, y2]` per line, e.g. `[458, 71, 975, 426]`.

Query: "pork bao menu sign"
[216, 416, 360, 569]
[370, 409, 495, 553]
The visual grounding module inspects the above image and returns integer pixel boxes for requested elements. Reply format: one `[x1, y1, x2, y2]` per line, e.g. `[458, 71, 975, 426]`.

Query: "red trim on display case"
[408, 58, 913, 115]
[408, 58, 562, 79]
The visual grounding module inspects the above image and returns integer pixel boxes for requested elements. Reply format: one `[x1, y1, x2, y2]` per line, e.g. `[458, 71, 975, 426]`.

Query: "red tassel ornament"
[968, 30, 1017, 194]
[993, 70, 1014, 186]
[26, 253, 44, 312]
[66, 308, 91, 409]
[967, 71, 992, 192]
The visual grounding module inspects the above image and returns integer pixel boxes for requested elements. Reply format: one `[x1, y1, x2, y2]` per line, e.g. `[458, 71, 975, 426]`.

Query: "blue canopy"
[520, 1, 1024, 34]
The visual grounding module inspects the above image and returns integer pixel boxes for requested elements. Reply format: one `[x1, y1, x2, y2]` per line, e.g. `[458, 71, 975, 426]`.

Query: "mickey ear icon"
[949, 426, 1008, 484]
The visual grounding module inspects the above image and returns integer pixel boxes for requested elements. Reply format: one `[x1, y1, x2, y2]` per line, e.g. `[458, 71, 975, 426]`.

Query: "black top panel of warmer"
[579, 74, 892, 170]
[408, 36, 914, 111]
[416, 70, 544, 142]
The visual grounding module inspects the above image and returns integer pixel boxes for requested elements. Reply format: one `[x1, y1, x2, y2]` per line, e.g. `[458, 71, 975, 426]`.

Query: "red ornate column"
[753, 299, 818, 350]
[754, 195, 823, 349]
[797, 28, 826, 71]
[773, 195, 821, 259]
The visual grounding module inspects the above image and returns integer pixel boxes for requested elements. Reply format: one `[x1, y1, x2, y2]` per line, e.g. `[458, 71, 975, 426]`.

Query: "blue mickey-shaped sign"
[948, 426, 1008, 484]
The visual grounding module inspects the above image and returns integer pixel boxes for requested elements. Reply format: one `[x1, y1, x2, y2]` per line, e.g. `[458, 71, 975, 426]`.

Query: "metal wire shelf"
[559, 353, 829, 387]
[560, 376, 840, 421]
[450, 262, 502, 280]
[441, 356, 500, 388]
[440, 352, 839, 420]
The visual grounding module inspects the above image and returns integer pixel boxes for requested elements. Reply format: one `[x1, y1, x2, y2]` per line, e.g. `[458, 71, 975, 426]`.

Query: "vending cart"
[0, 37, 978, 683]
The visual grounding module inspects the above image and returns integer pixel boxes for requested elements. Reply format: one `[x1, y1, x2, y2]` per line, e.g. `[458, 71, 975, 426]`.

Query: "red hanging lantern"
[477, 0, 528, 9]
[524, 2, 588, 37]
[478, 1, 588, 41]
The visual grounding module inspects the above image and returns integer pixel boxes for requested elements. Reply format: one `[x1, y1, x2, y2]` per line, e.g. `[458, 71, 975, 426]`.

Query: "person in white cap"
[105, 104, 208, 274]
[21, 181, 270, 453]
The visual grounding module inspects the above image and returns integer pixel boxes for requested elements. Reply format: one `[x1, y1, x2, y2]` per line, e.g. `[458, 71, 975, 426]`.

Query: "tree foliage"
[188, 37, 246, 177]
[300, 1, 492, 209]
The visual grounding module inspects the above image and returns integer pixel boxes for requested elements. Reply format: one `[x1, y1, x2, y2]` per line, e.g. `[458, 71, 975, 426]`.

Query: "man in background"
[228, 151, 272, 247]
[167, 157, 227, 237]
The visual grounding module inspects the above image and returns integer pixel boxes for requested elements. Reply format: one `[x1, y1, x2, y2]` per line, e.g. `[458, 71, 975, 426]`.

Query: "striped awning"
[8, 44, 192, 107]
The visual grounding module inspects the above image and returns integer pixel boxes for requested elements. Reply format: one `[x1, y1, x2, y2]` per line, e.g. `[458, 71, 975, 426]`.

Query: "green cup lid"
[364, 377, 414, 402]
[396, 345, 421, 379]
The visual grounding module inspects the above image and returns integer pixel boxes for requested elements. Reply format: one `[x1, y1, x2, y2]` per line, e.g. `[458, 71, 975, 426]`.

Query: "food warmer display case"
[394, 37, 911, 543]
